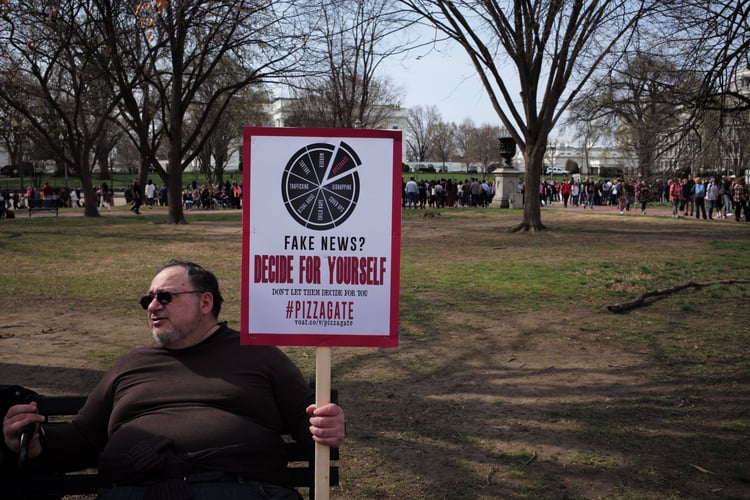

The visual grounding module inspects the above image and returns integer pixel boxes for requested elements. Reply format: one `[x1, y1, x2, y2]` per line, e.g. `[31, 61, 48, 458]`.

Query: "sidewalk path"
[542, 200, 740, 221]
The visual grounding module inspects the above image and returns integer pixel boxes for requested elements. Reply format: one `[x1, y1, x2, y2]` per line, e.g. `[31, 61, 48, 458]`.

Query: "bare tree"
[464, 124, 504, 174]
[698, 105, 750, 177]
[192, 79, 270, 186]
[454, 118, 474, 170]
[92, 119, 124, 182]
[284, 0, 406, 128]
[285, 77, 402, 128]
[405, 104, 441, 161]
[571, 53, 703, 177]
[0, 0, 124, 216]
[0, 101, 36, 182]
[565, 1, 750, 179]
[99, 0, 166, 190]
[680, 0, 750, 113]
[401, 0, 658, 231]
[430, 121, 457, 169]
[674, 2, 750, 177]
[109, 0, 313, 223]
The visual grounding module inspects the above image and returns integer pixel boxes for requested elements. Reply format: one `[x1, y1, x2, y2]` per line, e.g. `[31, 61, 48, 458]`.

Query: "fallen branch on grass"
[607, 279, 750, 313]
[689, 463, 715, 475]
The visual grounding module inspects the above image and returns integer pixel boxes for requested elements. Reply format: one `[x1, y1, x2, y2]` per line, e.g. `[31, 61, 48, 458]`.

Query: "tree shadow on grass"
[332, 310, 750, 499]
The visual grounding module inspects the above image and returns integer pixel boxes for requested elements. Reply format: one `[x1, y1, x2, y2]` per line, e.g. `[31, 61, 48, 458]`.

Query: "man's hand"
[306, 403, 345, 448]
[3, 402, 45, 458]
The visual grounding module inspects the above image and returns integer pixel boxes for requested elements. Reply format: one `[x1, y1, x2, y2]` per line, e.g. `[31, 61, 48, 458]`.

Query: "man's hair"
[159, 259, 223, 318]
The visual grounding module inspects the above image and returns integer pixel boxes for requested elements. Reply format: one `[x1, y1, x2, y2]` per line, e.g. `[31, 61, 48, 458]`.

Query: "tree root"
[508, 222, 548, 233]
[607, 279, 750, 313]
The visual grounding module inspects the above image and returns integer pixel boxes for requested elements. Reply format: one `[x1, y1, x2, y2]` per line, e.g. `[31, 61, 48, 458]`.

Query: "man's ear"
[201, 291, 215, 315]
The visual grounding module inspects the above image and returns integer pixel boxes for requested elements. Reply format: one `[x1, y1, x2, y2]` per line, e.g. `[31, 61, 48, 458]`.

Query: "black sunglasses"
[139, 290, 204, 310]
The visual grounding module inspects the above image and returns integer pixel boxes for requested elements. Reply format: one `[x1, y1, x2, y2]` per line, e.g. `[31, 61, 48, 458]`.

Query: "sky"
[384, 45, 505, 128]
[382, 41, 574, 145]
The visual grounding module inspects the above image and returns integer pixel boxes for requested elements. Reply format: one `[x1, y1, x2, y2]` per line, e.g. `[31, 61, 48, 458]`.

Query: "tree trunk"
[167, 125, 186, 224]
[98, 155, 110, 180]
[77, 157, 100, 218]
[82, 183, 100, 217]
[167, 176, 185, 224]
[510, 144, 546, 232]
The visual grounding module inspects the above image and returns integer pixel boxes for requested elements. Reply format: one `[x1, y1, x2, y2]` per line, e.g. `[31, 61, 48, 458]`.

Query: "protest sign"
[241, 126, 402, 498]
[241, 127, 401, 347]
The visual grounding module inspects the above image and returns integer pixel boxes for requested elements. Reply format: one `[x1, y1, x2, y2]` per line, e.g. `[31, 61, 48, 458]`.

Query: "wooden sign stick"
[314, 347, 331, 500]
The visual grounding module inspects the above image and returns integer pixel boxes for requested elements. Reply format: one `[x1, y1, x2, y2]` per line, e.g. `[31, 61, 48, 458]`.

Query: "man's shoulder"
[212, 326, 287, 355]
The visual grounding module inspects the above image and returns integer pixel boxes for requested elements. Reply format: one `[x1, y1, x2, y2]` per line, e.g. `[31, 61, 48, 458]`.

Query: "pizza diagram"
[280, 141, 361, 230]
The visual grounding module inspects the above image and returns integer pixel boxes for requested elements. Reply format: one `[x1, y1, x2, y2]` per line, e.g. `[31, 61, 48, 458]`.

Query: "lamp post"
[687, 129, 701, 177]
[547, 140, 558, 173]
[59, 133, 69, 190]
[109, 148, 116, 192]
[10, 118, 28, 194]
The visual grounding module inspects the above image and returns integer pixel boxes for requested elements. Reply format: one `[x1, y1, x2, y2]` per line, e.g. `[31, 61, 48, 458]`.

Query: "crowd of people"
[0, 183, 59, 212]
[399, 173, 747, 222]
[3, 172, 747, 222]
[537, 176, 653, 212]
[120, 179, 243, 213]
[667, 174, 748, 221]
[181, 181, 243, 210]
[403, 177, 495, 209]
[0, 183, 116, 212]
[533, 173, 748, 221]
[0, 178, 244, 217]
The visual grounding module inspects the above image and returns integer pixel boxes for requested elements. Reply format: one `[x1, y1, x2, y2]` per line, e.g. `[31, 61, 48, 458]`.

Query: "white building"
[267, 98, 408, 132]
[551, 144, 639, 178]
[730, 67, 750, 96]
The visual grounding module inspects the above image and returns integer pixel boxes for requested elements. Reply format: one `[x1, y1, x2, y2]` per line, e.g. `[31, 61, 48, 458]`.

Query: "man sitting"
[3, 260, 345, 500]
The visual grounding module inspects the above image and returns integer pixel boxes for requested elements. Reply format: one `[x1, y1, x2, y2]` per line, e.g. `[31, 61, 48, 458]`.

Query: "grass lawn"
[1, 208, 749, 499]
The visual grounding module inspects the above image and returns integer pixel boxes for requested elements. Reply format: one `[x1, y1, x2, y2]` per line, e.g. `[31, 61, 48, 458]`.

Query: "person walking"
[614, 178, 628, 215]
[721, 176, 733, 217]
[404, 177, 418, 209]
[561, 179, 572, 207]
[583, 177, 595, 210]
[130, 179, 143, 214]
[70, 187, 80, 208]
[571, 181, 580, 207]
[693, 176, 707, 220]
[733, 177, 748, 222]
[636, 177, 650, 215]
[706, 177, 720, 219]
[100, 182, 113, 212]
[683, 173, 695, 217]
[669, 177, 683, 219]
[144, 179, 156, 207]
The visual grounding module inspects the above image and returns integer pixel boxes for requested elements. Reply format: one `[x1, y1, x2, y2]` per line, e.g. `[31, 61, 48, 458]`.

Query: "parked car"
[467, 165, 479, 174]
[545, 166, 569, 175]
[414, 163, 436, 173]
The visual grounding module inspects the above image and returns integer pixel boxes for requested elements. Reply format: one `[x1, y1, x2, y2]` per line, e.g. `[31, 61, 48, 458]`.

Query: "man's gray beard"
[152, 326, 187, 346]
[152, 322, 195, 346]
[151, 314, 203, 347]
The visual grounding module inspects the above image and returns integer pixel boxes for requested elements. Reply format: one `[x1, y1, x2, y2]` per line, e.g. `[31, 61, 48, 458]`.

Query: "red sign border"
[240, 127, 401, 347]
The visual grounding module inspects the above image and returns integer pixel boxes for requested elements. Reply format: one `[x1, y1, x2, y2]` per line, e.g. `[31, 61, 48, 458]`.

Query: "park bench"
[27, 198, 60, 217]
[0, 384, 339, 499]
